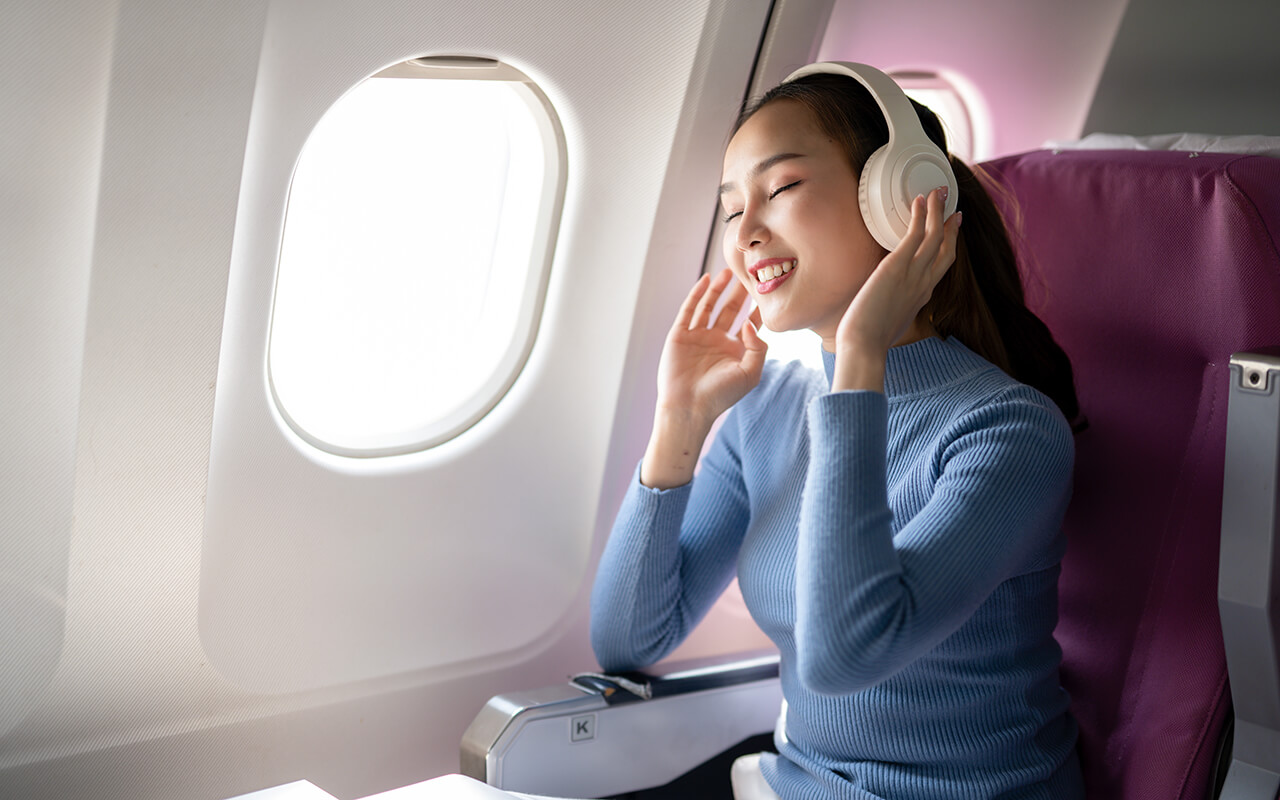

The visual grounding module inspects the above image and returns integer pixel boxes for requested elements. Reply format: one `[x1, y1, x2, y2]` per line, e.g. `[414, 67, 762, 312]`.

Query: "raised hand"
[832, 187, 962, 392]
[642, 268, 767, 489]
[657, 268, 768, 422]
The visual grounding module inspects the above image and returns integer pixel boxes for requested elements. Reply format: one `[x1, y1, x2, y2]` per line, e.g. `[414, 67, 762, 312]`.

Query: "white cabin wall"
[0, 0, 775, 798]
[0, 0, 118, 740]
[0, 0, 271, 785]
[199, 0, 771, 701]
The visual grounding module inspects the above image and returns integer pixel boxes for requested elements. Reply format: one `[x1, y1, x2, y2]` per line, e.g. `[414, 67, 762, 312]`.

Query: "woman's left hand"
[831, 186, 962, 391]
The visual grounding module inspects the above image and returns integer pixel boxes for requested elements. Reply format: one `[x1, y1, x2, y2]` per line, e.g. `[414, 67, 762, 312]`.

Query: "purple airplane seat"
[981, 146, 1280, 800]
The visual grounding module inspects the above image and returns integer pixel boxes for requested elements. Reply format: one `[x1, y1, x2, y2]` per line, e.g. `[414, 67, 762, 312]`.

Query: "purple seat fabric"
[980, 149, 1280, 800]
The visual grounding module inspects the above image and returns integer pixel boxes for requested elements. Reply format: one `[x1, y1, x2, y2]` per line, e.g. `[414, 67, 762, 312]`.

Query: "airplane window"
[891, 69, 987, 163]
[268, 58, 564, 457]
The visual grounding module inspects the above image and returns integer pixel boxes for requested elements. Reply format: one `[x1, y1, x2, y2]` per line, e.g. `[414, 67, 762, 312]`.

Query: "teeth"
[755, 260, 795, 283]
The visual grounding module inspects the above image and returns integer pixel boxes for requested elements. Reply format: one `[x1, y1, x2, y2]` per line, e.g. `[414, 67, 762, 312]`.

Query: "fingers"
[712, 276, 751, 332]
[672, 269, 758, 342]
[895, 193, 928, 257]
[673, 273, 712, 330]
[907, 187, 945, 258]
[740, 314, 767, 351]
[922, 187, 945, 251]
[899, 187, 957, 276]
[689, 268, 731, 329]
[739, 318, 769, 381]
[689, 268, 739, 330]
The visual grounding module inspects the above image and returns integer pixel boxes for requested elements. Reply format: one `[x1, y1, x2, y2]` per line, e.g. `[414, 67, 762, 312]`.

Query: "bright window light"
[892, 70, 988, 163]
[269, 63, 563, 456]
[758, 326, 826, 373]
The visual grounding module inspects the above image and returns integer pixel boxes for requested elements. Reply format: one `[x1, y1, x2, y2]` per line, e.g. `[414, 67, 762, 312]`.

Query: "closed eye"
[769, 180, 800, 199]
[721, 181, 801, 223]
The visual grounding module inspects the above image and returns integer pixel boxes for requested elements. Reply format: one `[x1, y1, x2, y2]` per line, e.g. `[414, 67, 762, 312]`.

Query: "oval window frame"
[266, 56, 567, 458]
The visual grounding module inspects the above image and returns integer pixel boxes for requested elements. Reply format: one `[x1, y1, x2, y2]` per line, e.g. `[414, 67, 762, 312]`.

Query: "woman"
[590, 63, 1084, 799]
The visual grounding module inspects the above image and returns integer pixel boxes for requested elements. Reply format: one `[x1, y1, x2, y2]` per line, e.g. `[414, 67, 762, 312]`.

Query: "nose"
[734, 205, 769, 253]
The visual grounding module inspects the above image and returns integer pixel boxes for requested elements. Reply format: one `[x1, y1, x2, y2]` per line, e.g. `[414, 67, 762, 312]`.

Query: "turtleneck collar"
[821, 337, 993, 398]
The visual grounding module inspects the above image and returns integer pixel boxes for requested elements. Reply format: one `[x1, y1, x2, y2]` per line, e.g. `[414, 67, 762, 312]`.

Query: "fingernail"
[937, 186, 949, 205]
[956, 211, 963, 227]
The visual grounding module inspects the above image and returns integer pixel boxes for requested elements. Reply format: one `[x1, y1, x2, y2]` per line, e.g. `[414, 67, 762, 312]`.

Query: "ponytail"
[924, 156, 1081, 423]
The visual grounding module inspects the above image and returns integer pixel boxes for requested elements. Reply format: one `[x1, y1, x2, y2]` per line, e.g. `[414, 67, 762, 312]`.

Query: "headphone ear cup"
[858, 145, 897, 251]
[860, 143, 901, 249]
[861, 145, 959, 252]
[784, 62, 959, 251]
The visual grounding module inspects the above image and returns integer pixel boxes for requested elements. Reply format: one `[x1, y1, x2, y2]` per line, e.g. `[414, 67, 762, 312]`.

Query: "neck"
[819, 317, 937, 354]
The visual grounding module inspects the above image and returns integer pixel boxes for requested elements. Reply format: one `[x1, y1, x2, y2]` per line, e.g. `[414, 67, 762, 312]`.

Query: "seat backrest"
[981, 147, 1280, 799]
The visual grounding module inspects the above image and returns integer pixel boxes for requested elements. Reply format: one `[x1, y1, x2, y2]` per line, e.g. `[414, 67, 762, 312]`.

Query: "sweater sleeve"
[794, 388, 1074, 695]
[589, 410, 752, 673]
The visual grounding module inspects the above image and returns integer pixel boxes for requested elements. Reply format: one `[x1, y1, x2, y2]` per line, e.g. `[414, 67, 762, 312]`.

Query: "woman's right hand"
[641, 268, 767, 489]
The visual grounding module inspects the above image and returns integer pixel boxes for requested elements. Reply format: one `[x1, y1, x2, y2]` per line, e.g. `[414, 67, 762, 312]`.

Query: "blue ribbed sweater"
[590, 337, 1083, 799]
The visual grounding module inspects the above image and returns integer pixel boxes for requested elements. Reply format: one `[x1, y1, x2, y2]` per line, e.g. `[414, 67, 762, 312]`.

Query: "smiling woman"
[590, 63, 1083, 800]
[717, 102, 890, 348]
[747, 67, 988, 373]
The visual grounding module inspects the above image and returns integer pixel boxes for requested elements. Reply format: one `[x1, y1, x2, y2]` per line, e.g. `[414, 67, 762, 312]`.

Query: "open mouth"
[753, 259, 796, 294]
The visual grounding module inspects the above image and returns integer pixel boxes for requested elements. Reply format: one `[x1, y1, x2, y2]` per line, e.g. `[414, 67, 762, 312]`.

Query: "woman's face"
[719, 99, 884, 347]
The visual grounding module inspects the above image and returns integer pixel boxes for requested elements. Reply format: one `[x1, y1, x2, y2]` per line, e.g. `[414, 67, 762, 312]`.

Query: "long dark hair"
[734, 73, 1080, 423]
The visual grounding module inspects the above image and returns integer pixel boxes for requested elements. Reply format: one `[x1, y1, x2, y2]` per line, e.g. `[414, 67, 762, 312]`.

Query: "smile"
[753, 259, 796, 294]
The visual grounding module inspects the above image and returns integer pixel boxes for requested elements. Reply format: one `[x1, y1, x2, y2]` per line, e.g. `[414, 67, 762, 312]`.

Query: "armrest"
[1218, 349, 1280, 799]
[460, 651, 782, 798]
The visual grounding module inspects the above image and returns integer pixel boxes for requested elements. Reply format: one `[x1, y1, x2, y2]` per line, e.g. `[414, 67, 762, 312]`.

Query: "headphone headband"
[782, 61, 958, 249]
[784, 62, 921, 145]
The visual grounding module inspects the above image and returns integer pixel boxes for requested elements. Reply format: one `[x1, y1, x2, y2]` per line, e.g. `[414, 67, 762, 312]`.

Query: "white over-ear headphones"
[783, 62, 959, 251]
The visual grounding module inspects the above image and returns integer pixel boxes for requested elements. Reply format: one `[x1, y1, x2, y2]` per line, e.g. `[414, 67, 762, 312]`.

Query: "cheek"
[721, 229, 745, 275]
[805, 205, 878, 265]
[797, 197, 850, 240]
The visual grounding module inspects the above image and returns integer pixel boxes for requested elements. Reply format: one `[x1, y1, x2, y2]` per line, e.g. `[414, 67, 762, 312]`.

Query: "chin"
[758, 313, 787, 334]
[759, 309, 809, 335]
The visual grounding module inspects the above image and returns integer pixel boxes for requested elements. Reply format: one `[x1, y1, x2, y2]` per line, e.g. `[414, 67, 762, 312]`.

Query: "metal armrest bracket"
[1219, 349, 1280, 799]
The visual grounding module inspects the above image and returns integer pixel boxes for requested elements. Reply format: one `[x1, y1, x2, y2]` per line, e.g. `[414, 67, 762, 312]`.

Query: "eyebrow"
[718, 152, 807, 196]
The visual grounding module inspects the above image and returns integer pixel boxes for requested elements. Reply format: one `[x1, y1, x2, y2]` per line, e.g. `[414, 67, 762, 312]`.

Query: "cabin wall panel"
[1, 0, 773, 797]
[0, 0, 271, 774]
[53, 0, 269, 731]
[1084, 0, 1280, 137]
[818, 0, 1130, 158]
[199, 0, 767, 696]
[0, 0, 119, 741]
